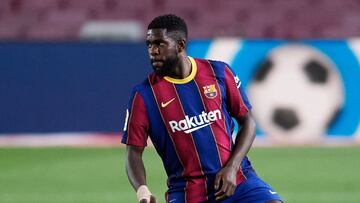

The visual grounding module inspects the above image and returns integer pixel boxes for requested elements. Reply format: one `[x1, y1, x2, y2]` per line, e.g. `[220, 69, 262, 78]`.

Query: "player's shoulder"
[131, 76, 152, 94]
[194, 58, 233, 80]
[194, 57, 231, 71]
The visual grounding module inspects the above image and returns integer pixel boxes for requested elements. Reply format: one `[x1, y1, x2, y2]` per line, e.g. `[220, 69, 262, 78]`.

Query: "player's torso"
[139, 58, 236, 178]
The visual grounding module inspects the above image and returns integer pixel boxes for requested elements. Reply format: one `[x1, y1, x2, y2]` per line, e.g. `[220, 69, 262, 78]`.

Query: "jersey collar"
[163, 56, 197, 84]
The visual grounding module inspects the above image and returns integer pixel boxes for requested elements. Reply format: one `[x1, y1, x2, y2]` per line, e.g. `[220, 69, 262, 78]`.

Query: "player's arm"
[126, 145, 156, 203]
[214, 112, 256, 200]
[227, 113, 256, 170]
[215, 65, 255, 200]
[122, 91, 155, 203]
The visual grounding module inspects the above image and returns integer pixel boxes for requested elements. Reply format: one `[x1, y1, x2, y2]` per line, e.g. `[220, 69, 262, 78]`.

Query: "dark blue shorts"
[166, 170, 283, 203]
[218, 170, 283, 203]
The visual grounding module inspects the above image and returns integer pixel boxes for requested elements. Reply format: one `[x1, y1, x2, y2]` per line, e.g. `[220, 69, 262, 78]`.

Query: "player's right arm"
[126, 146, 156, 203]
[126, 146, 146, 189]
[122, 90, 156, 203]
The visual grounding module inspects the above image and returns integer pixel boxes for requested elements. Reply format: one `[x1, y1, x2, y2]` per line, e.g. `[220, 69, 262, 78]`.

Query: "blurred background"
[0, 0, 359, 203]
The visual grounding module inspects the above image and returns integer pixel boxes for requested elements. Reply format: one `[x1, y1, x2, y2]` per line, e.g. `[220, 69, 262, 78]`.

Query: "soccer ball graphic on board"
[247, 44, 344, 143]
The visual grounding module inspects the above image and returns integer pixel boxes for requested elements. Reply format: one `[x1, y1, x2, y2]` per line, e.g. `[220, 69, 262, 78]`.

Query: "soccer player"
[122, 14, 283, 203]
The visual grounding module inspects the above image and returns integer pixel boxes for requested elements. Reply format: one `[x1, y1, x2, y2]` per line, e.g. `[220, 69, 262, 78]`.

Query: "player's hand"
[139, 195, 156, 203]
[214, 165, 238, 201]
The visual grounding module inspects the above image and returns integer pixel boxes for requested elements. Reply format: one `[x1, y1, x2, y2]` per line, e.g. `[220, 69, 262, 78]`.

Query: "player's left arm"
[215, 65, 256, 200]
[214, 112, 256, 200]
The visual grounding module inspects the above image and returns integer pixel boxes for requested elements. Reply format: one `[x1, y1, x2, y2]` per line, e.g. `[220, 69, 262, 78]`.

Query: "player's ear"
[177, 39, 186, 53]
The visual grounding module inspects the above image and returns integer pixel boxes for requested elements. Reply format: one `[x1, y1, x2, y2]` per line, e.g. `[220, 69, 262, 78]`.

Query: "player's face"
[146, 29, 179, 75]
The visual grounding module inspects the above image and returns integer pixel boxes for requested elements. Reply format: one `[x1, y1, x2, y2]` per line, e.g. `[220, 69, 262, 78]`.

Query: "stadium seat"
[0, 0, 360, 39]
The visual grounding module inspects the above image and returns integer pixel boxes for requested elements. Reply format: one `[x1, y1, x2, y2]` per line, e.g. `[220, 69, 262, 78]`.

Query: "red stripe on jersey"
[126, 92, 149, 147]
[224, 66, 249, 119]
[148, 75, 185, 169]
[148, 74, 207, 202]
[186, 177, 209, 203]
[194, 59, 231, 166]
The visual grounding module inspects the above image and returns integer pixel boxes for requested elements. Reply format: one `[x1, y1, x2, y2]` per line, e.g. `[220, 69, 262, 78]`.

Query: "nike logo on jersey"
[161, 98, 175, 108]
[269, 190, 277, 195]
[169, 110, 222, 133]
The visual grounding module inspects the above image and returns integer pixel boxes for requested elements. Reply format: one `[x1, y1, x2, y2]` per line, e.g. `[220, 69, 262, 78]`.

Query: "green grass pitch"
[0, 147, 359, 203]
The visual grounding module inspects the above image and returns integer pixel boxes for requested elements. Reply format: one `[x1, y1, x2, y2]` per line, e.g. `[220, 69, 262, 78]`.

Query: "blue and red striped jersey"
[122, 57, 253, 202]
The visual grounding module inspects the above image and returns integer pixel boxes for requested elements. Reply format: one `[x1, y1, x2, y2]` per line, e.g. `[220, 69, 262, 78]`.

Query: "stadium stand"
[0, 0, 360, 39]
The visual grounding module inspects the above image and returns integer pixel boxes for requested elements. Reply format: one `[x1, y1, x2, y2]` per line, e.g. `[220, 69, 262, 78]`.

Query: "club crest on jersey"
[203, 84, 217, 99]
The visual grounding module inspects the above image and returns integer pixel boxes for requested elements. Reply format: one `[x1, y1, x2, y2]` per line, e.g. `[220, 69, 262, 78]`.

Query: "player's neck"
[168, 55, 191, 79]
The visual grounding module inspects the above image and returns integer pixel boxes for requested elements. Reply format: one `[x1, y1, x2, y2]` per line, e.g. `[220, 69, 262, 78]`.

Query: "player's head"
[146, 14, 188, 75]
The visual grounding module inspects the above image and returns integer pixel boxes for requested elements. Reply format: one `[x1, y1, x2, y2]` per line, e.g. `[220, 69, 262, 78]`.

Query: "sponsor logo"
[169, 110, 222, 133]
[161, 98, 175, 108]
[203, 84, 218, 99]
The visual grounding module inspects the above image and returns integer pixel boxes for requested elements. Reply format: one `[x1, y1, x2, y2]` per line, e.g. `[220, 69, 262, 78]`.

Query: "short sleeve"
[121, 89, 149, 147]
[224, 65, 252, 120]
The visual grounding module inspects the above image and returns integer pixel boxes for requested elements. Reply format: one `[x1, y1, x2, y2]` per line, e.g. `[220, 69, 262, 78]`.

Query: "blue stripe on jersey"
[222, 102, 235, 139]
[239, 85, 252, 110]
[220, 62, 252, 110]
[208, 60, 235, 139]
[138, 80, 184, 179]
[174, 81, 222, 174]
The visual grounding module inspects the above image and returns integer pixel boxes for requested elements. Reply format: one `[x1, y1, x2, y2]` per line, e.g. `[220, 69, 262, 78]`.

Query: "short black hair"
[147, 14, 188, 40]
